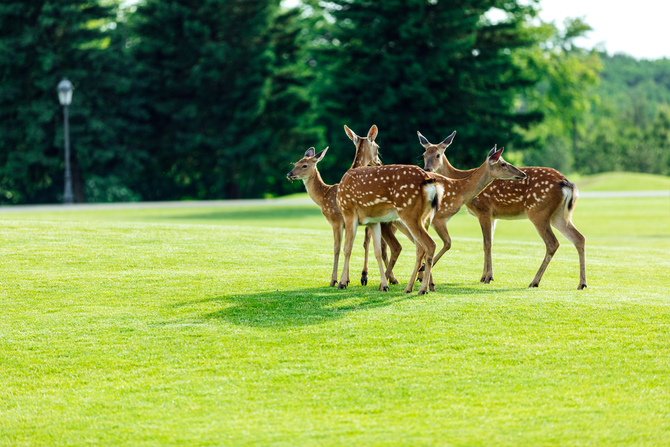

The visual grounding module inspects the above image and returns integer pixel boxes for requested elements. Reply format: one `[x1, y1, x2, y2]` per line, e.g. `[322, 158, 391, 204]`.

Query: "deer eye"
[501, 162, 507, 167]
[302, 165, 308, 168]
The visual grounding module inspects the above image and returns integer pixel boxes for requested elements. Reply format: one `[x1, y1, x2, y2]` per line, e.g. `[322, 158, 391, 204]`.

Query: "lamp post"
[57, 78, 74, 204]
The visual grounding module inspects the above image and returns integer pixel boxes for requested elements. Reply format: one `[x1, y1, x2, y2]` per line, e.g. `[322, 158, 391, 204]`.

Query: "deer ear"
[367, 124, 378, 142]
[417, 131, 430, 148]
[313, 147, 328, 163]
[438, 130, 457, 149]
[488, 145, 504, 163]
[304, 147, 315, 158]
[344, 125, 358, 143]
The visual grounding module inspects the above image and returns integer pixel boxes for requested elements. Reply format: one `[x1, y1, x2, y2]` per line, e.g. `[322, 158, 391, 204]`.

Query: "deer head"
[485, 145, 526, 180]
[344, 124, 382, 168]
[286, 147, 328, 181]
[418, 130, 457, 173]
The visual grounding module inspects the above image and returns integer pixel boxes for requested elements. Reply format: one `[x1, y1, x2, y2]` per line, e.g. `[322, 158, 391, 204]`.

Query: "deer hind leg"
[381, 223, 401, 285]
[361, 227, 372, 286]
[529, 215, 560, 288]
[404, 243, 425, 294]
[330, 222, 343, 287]
[370, 223, 389, 291]
[337, 214, 358, 289]
[552, 215, 587, 290]
[403, 220, 436, 295]
[478, 215, 495, 283]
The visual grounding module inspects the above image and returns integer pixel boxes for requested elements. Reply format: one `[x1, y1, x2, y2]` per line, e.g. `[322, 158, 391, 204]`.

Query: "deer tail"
[559, 180, 578, 217]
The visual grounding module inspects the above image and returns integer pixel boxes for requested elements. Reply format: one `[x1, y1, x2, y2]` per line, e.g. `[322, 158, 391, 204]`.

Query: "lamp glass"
[57, 79, 73, 106]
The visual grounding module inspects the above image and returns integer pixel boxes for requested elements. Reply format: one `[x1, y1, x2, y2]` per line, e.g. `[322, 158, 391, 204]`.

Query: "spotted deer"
[286, 125, 399, 286]
[344, 125, 403, 287]
[335, 146, 524, 294]
[419, 131, 587, 289]
[409, 145, 527, 292]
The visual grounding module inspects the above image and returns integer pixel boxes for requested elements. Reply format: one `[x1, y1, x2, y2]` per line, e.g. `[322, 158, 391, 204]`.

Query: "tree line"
[0, 0, 668, 204]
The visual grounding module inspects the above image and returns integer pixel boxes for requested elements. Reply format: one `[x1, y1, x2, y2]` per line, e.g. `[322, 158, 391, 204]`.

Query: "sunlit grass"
[574, 171, 670, 191]
[1, 196, 669, 446]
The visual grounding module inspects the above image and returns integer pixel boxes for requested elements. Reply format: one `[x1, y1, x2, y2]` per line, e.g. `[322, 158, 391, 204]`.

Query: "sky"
[279, 0, 670, 60]
[535, 0, 670, 60]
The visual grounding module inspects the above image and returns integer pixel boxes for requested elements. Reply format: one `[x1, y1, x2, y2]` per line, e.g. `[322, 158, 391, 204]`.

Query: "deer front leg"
[478, 216, 495, 283]
[371, 223, 389, 291]
[330, 222, 343, 287]
[361, 227, 371, 286]
[337, 215, 358, 289]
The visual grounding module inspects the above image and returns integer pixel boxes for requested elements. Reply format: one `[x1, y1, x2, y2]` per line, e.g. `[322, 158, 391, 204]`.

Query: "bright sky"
[537, 0, 670, 60]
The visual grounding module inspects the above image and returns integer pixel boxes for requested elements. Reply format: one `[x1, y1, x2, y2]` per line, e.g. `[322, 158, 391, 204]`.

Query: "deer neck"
[303, 169, 330, 208]
[436, 154, 475, 180]
[449, 162, 495, 204]
[350, 141, 372, 170]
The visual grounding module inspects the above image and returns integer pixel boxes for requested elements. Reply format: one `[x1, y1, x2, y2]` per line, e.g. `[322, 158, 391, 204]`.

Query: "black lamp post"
[57, 78, 74, 204]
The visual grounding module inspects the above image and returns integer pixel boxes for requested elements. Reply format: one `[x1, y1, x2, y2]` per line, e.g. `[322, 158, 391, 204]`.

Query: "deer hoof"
[379, 285, 389, 292]
[337, 282, 348, 290]
[361, 277, 368, 286]
[330, 280, 337, 287]
[417, 289, 427, 295]
[429, 283, 436, 292]
[528, 282, 539, 288]
[481, 275, 493, 283]
[578, 283, 587, 290]
[388, 277, 399, 285]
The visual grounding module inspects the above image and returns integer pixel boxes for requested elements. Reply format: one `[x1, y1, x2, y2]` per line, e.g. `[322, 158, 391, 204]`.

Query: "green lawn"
[574, 171, 670, 191]
[1, 194, 670, 446]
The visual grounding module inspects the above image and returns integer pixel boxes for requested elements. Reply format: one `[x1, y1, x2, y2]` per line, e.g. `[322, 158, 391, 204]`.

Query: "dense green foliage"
[576, 54, 670, 175]
[0, 1, 668, 204]
[129, 0, 322, 200]
[2, 194, 669, 444]
[310, 0, 543, 181]
[0, 0, 136, 204]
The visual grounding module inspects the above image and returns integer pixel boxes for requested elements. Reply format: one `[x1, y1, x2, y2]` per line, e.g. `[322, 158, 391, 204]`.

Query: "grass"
[1, 193, 670, 445]
[574, 171, 670, 191]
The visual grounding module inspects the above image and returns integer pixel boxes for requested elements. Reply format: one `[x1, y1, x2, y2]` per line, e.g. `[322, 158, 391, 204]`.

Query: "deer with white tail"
[406, 145, 527, 292]
[419, 131, 587, 289]
[336, 146, 525, 294]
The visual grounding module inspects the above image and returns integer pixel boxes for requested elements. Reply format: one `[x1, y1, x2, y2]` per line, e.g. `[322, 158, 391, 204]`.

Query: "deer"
[419, 131, 587, 290]
[343, 125, 403, 287]
[286, 125, 401, 287]
[336, 146, 525, 294]
[405, 145, 527, 292]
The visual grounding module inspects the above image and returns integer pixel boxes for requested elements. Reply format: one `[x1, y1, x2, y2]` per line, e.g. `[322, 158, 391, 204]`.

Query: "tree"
[0, 0, 136, 204]
[307, 0, 542, 182]
[517, 18, 602, 172]
[129, 0, 322, 200]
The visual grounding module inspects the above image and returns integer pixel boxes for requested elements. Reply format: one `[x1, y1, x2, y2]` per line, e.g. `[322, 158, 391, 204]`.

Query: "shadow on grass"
[169, 282, 523, 328]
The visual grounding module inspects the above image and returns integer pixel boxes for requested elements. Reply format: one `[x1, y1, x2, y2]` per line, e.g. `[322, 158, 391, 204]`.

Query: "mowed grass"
[1, 195, 670, 446]
[574, 171, 670, 191]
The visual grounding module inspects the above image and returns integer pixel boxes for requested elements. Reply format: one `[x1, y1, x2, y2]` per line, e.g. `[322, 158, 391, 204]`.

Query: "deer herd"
[286, 125, 587, 295]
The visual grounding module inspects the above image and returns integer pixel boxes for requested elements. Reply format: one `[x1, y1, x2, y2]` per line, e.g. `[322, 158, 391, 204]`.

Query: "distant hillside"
[596, 54, 670, 125]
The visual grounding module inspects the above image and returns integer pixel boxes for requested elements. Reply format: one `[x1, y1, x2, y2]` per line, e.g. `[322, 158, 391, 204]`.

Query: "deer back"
[337, 165, 442, 224]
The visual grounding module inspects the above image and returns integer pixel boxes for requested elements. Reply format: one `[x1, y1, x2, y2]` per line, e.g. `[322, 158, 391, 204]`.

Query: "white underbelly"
[495, 211, 527, 220]
[361, 209, 399, 225]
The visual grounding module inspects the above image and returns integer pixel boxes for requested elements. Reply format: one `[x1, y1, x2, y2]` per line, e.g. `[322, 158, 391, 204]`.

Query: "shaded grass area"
[1, 198, 670, 446]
